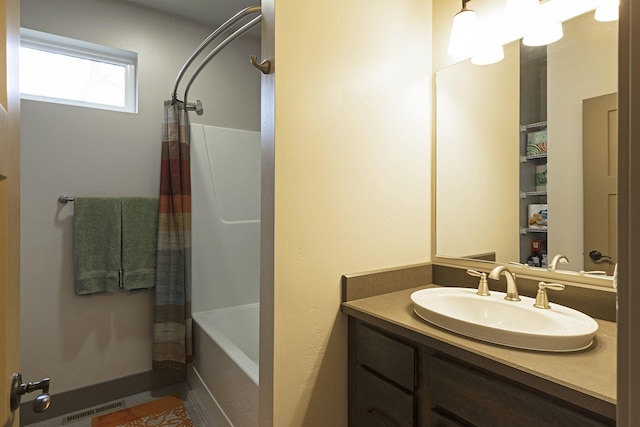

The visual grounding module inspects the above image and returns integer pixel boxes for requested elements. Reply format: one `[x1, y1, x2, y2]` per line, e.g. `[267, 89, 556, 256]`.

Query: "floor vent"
[61, 400, 126, 424]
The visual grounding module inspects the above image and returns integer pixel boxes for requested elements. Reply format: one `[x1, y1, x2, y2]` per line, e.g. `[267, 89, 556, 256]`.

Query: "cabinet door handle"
[367, 408, 398, 427]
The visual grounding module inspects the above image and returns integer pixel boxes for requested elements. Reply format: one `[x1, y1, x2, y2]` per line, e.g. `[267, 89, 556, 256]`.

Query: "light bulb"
[472, 44, 505, 66]
[595, 0, 619, 22]
[523, 21, 563, 46]
[502, 0, 539, 37]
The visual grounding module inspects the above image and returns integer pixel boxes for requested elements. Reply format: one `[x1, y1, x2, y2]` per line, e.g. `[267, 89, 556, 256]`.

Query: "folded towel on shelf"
[74, 197, 122, 295]
[121, 197, 159, 290]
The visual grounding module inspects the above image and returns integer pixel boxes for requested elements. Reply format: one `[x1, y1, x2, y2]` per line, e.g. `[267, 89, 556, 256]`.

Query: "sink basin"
[410, 287, 599, 352]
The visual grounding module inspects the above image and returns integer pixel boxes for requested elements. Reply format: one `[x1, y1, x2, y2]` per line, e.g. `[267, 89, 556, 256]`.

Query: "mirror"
[435, 11, 618, 279]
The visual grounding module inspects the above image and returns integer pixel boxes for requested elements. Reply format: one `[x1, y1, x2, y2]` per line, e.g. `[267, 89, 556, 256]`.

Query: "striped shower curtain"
[153, 100, 192, 371]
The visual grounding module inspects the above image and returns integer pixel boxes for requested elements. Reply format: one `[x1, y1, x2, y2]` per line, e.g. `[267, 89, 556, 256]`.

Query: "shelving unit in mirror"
[520, 120, 548, 267]
[519, 43, 548, 268]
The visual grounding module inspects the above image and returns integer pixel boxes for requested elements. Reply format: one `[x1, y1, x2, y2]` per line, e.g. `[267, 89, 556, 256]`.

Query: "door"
[583, 93, 618, 275]
[1, 0, 21, 425]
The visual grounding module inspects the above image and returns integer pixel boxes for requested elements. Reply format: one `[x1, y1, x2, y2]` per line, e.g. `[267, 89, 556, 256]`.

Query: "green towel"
[74, 197, 122, 295]
[121, 197, 159, 290]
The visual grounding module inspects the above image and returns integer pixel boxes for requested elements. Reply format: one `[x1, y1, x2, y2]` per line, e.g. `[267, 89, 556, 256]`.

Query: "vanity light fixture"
[471, 23, 505, 65]
[459, 0, 611, 65]
[522, 0, 564, 47]
[471, 43, 504, 65]
[448, 0, 479, 58]
[502, 0, 539, 38]
[522, 20, 563, 46]
[594, 0, 619, 22]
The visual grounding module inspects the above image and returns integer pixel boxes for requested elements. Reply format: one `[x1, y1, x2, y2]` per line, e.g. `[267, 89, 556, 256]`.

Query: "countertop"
[342, 284, 616, 419]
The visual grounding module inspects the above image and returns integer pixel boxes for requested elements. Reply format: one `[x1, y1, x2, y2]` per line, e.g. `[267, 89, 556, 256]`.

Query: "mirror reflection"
[435, 11, 618, 276]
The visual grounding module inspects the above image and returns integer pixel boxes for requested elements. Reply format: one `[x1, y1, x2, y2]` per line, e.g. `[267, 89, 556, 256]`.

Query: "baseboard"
[20, 369, 185, 425]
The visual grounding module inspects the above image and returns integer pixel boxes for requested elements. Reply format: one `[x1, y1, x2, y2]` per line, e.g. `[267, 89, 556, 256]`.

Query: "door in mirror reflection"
[583, 93, 618, 276]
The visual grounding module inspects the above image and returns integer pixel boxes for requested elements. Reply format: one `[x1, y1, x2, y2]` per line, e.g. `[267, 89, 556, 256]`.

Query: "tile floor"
[24, 383, 208, 427]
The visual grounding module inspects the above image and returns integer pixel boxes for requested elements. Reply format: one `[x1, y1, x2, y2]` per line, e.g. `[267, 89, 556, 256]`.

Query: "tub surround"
[342, 263, 616, 422]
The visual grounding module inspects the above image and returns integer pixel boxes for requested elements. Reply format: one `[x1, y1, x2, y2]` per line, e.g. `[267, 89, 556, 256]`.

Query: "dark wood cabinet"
[351, 321, 417, 426]
[348, 317, 615, 427]
[354, 366, 415, 426]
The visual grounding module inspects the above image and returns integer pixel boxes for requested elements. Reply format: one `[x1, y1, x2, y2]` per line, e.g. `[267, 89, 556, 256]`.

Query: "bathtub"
[190, 303, 259, 427]
[189, 124, 260, 426]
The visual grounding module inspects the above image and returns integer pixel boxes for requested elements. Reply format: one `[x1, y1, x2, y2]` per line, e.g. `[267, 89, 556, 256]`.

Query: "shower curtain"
[153, 100, 192, 371]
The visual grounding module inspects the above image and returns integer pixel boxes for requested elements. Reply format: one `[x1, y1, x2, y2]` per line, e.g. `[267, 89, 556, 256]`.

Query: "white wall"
[271, 0, 432, 425]
[20, 0, 260, 396]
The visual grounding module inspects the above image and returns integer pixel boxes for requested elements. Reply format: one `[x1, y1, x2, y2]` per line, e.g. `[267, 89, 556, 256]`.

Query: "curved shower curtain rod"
[172, 5, 264, 115]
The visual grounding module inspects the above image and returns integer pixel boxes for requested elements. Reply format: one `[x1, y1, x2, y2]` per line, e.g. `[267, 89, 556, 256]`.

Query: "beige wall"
[271, 0, 432, 424]
[20, 0, 259, 396]
[435, 41, 520, 262]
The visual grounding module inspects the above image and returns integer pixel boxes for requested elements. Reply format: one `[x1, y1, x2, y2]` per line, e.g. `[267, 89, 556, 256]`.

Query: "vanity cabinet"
[350, 321, 418, 426]
[348, 317, 615, 427]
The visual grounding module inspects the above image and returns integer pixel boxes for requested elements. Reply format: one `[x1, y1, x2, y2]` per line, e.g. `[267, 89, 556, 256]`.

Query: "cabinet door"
[354, 366, 415, 426]
[356, 323, 416, 391]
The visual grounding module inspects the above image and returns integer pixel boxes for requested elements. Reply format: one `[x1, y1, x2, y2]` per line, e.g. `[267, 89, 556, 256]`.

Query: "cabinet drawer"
[355, 365, 415, 426]
[356, 323, 416, 391]
[429, 354, 614, 427]
[431, 407, 473, 427]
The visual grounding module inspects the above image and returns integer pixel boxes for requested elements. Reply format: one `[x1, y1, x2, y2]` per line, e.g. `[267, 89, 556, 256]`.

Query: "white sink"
[410, 287, 599, 352]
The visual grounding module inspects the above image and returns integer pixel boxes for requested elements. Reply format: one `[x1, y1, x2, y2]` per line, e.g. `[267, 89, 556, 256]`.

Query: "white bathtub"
[189, 124, 260, 426]
[190, 303, 259, 427]
[194, 303, 259, 384]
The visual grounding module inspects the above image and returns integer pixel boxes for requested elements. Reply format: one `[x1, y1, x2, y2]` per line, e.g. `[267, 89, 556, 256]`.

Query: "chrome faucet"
[488, 265, 521, 301]
[549, 254, 569, 271]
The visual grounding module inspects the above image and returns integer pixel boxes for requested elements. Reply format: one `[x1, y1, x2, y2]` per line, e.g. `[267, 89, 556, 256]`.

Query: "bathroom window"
[19, 28, 138, 113]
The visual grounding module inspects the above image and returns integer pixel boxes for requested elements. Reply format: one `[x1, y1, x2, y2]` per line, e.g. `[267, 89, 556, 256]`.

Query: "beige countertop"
[342, 284, 616, 419]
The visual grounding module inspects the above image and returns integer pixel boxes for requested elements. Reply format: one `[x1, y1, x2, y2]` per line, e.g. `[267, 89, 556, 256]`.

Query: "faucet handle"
[508, 261, 529, 268]
[534, 282, 565, 309]
[466, 269, 490, 296]
[579, 270, 607, 275]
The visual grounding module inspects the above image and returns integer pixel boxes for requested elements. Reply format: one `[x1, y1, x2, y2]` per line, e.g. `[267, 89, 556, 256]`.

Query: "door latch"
[10, 373, 51, 413]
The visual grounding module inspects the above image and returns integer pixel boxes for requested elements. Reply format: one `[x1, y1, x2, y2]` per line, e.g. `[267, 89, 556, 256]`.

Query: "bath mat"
[91, 396, 193, 427]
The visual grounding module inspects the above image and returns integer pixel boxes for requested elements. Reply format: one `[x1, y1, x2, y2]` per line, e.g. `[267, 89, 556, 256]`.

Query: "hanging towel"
[74, 197, 122, 295]
[121, 197, 159, 290]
